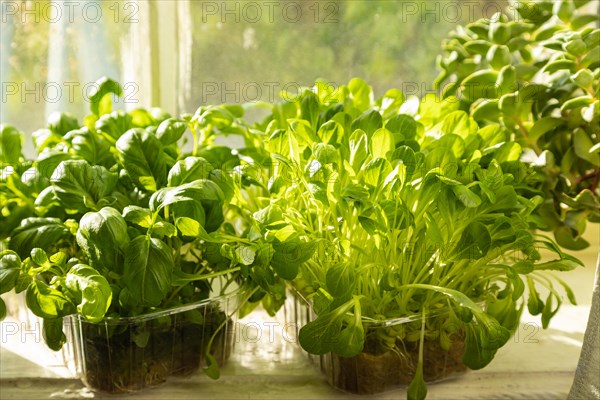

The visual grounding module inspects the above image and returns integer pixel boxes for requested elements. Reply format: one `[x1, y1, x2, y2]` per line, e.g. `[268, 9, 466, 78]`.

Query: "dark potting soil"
[325, 335, 467, 395]
[78, 310, 232, 393]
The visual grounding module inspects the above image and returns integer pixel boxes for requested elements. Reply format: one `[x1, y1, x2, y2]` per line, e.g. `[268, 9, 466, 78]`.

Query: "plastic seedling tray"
[284, 288, 468, 395]
[68, 292, 238, 393]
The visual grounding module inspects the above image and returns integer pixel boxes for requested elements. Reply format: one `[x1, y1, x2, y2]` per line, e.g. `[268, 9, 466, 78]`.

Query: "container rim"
[71, 288, 242, 325]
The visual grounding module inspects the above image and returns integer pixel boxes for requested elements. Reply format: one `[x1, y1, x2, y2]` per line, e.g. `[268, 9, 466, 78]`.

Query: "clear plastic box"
[284, 289, 468, 395]
[67, 292, 239, 393]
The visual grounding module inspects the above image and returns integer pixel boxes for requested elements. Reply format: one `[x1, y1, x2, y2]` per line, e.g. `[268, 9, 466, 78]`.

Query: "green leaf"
[317, 120, 343, 144]
[203, 353, 221, 380]
[574, 129, 600, 166]
[35, 150, 71, 179]
[533, 259, 581, 272]
[385, 114, 420, 141]
[425, 147, 457, 177]
[332, 323, 365, 357]
[32, 128, 64, 152]
[478, 125, 508, 147]
[526, 277, 544, 315]
[0, 124, 23, 163]
[123, 206, 154, 228]
[441, 111, 478, 138]
[42, 318, 67, 351]
[76, 207, 129, 273]
[14, 273, 32, 294]
[528, 117, 563, 142]
[152, 180, 225, 233]
[95, 110, 133, 143]
[156, 118, 187, 145]
[424, 212, 444, 245]
[175, 217, 209, 239]
[494, 142, 522, 163]
[88, 77, 123, 116]
[437, 134, 465, 158]
[351, 110, 383, 137]
[326, 262, 356, 299]
[564, 39, 587, 56]
[235, 245, 256, 266]
[152, 221, 177, 237]
[26, 280, 76, 319]
[115, 128, 167, 192]
[168, 157, 214, 187]
[64, 128, 113, 168]
[543, 59, 577, 74]
[461, 70, 498, 101]
[342, 184, 370, 202]
[389, 146, 417, 179]
[358, 215, 380, 235]
[456, 221, 491, 259]
[348, 77, 373, 112]
[407, 366, 427, 400]
[554, 226, 590, 250]
[571, 69, 594, 89]
[65, 264, 112, 323]
[208, 169, 235, 203]
[0, 298, 6, 320]
[541, 293, 559, 329]
[31, 248, 51, 270]
[349, 129, 369, 172]
[129, 108, 156, 127]
[362, 158, 392, 188]
[300, 91, 320, 128]
[313, 143, 338, 165]
[253, 204, 284, 228]
[472, 99, 500, 122]
[462, 324, 498, 370]
[513, 260, 534, 274]
[195, 106, 235, 129]
[122, 236, 173, 307]
[271, 239, 317, 280]
[298, 309, 343, 354]
[463, 40, 492, 55]
[132, 330, 150, 348]
[0, 252, 21, 294]
[9, 218, 71, 259]
[571, 14, 598, 30]
[562, 96, 593, 111]
[51, 160, 117, 212]
[47, 112, 79, 136]
[452, 185, 482, 208]
[378, 88, 405, 119]
[370, 128, 394, 158]
[487, 44, 511, 70]
[489, 20, 510, 44]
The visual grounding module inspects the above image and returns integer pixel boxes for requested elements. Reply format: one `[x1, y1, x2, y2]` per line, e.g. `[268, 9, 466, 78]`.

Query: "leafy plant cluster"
[0, 79, 313, 366]
[435, 0, 600, 250]
[0, 2, 596, 397]
[200, 74, 585, 398]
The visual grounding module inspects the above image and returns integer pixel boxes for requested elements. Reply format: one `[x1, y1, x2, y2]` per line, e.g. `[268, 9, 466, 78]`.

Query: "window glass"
[179, 0, 509, 110]
[1, 0, 135, 155]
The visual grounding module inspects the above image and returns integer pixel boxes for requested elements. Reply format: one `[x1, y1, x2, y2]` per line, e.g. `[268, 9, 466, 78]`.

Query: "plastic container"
[68, 293, 238, 393]
[284, 289, 467, 395]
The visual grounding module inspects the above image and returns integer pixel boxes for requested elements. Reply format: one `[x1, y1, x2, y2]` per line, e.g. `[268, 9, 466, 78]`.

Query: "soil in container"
[325, 334, 466, 395]
[77, 306, 232, 393]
